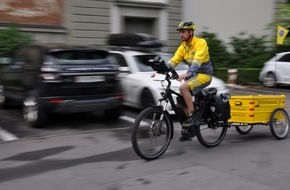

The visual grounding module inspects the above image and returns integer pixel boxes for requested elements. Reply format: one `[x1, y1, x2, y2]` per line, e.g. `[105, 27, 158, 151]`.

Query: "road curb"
[227, 84, 290, 95]
[226, 84, 246, 89]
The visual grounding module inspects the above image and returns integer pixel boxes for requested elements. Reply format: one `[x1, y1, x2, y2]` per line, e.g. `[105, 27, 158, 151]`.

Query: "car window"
[0, 57, 11, 65]
[159, 54, 188, 70]
[13, 48, 31, 67]
[49, 50, 108, 64]
[134, 54, 188, 72]
[133, 55, 155, 72]
[109, 53, 128, 67]
[13, 47, 27, 66]
[278, 53, 290, 62]
[25, 48, 42, 69]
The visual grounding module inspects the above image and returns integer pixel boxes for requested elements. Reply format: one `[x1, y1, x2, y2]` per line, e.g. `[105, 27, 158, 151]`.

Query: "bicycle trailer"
[229, 94, 285, 124]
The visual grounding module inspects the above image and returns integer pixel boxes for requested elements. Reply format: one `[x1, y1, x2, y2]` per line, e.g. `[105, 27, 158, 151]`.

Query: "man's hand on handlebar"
[151, 72, 157, 78]
[178, 74, 189, 82]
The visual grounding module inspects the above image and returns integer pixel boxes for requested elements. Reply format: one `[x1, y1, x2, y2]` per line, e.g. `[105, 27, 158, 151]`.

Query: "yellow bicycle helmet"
[176, 21, 196, 31]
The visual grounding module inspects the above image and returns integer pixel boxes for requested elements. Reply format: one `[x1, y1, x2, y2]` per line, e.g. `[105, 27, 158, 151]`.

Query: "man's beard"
[181, 36, 190, 42]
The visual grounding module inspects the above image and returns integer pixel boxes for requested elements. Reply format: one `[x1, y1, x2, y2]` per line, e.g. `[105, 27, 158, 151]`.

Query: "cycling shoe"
[179, 128, 195, 142]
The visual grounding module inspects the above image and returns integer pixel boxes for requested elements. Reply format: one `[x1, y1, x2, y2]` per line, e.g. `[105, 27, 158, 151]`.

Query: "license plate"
[75, 75, 105, 83]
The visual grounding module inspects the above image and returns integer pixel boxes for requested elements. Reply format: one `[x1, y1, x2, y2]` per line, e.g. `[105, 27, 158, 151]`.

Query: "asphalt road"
[1, 84, 290, 142]
[0, 85, 290, 190]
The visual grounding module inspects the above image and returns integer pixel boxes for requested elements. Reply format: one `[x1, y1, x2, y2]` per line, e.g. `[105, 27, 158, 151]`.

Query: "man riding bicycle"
[168, 21, 213, 140]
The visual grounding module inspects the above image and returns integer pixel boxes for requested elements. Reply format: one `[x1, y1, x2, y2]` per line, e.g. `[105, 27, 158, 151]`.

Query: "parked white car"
[259, 52, 290, 87]
[109, 50, 229, 113]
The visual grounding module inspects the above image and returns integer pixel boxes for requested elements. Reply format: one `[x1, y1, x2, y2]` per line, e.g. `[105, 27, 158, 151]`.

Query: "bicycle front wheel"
[196, 120, 228, 148]
[131, 107, 173, 160]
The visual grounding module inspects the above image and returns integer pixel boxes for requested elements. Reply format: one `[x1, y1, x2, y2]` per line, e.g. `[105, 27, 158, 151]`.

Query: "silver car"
[109, 50, 229, 113]
[259, 52, 290, 87]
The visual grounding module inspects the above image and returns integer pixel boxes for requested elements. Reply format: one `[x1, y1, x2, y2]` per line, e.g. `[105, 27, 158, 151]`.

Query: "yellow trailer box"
[229, 94, 286, 124]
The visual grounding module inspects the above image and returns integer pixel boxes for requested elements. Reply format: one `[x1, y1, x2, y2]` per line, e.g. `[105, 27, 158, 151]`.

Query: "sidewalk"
[226, 83, 287, 94]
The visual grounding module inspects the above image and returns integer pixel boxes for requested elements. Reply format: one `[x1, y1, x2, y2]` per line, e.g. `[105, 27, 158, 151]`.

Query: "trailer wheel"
[269, 108, 289, 140]
[235, 125, 254, 135]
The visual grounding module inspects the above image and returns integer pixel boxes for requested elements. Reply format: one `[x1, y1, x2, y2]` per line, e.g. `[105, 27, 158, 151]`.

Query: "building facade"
[0, 0, 182, 53]
[182, 0, 289, 44]
[0, 0, 289, 53]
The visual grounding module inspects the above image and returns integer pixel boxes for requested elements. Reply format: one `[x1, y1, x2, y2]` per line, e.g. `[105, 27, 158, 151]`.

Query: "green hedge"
[214, 68, 262, 85]
[199, 31, 274, 85]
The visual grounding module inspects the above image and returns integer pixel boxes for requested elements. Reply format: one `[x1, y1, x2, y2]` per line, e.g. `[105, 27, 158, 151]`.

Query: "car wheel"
[0, 87, 9, 109]
[104, 106, 122, 121]
[263, 73, 276, 87]
[141, 89, 155, 109]
[23, 94, 48, 128]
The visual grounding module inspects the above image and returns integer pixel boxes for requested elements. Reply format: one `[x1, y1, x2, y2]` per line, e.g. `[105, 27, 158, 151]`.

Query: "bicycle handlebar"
[149, 56, 179, 80]
[170, 68, 179, 80]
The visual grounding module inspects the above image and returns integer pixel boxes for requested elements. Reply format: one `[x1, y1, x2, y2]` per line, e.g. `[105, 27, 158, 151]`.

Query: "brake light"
[49, 98, 63, 104]
[116, 93, 124, 100]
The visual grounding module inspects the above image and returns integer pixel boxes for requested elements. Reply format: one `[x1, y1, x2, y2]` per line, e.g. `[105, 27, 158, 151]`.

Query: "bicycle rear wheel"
[196, 120, 228, 148]
[131, 107, 173, 160]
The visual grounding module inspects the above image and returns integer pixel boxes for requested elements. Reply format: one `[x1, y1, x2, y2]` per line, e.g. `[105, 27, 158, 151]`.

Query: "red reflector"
[249, 114, 254, 117]
[115, 93, 124, 100]
[249, 102, 254, 104]
[50, 99, 63, 104]
[249, 108, 254, 111]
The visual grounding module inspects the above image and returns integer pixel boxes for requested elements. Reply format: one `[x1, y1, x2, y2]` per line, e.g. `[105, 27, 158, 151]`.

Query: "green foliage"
[267, 4, 290, 46]
[234, 68, 262, 85]
[198, 31, 230, 68]
[276, 45, 290, 52]
[214, 68, 262, 85]
[228, 32, 274, 68]
[199, 31, 274, 71]
[267, 4, 290, 30]
[0, 24, 34, 56]
[211, 68, 228, 82]
[198, 31, 275, 84]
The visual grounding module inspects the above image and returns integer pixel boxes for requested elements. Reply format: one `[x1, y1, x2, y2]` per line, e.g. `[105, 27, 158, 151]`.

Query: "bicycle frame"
[155, 73, 187, 122]
[155, 72, 220, 130]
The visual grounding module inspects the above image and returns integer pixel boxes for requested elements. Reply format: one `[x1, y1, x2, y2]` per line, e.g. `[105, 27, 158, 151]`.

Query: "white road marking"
[0, 115, 180, 142]
[0, 127, 18, 141]
[120, 115, 136, 123]
[120, 115, 149, 126]
[120, 115, 182, 131]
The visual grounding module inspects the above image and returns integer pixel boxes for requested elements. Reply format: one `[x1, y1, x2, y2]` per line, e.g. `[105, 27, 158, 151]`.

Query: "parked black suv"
[0, 43, 123, 127]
